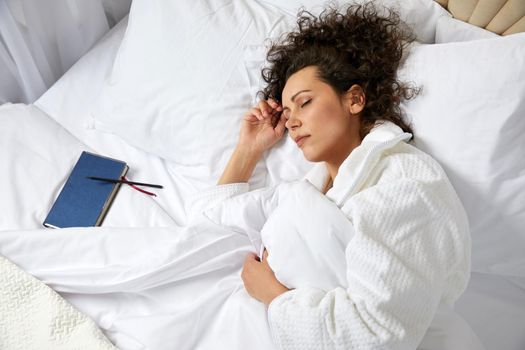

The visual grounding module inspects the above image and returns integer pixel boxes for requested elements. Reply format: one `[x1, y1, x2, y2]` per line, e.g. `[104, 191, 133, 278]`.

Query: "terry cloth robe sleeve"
[267, 152, 471, 350]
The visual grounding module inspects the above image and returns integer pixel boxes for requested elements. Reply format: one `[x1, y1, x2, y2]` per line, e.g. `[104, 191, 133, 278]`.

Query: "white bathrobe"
[186, 121, 474, 350]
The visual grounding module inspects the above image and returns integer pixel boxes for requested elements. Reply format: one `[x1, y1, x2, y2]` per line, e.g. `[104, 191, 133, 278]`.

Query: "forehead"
[282, 66, 321, 102]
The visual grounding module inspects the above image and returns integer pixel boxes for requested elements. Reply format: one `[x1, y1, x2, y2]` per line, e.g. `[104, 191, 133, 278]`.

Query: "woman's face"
[281, 65, 363, 165]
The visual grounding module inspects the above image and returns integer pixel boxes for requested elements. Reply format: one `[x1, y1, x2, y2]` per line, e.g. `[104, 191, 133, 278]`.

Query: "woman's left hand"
[241, 250, 290, 307]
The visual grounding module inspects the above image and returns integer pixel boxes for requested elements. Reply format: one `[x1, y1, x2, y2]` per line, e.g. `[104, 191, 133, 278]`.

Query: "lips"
[295, 135, 310, 147]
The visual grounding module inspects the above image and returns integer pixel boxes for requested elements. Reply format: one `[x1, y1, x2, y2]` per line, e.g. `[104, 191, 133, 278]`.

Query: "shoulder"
[377, 141, 451, 186]
[360, 141, 467, 224]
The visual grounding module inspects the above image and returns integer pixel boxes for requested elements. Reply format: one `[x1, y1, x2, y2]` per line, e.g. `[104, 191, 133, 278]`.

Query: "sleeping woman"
[187, 2, 472, 349]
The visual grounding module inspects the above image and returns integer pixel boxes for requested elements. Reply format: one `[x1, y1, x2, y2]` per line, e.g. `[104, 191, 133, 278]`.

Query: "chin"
[301, 149, 323, 163]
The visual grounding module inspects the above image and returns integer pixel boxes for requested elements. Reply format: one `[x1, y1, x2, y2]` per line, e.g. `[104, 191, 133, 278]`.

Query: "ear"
[344, 84, 366, 115]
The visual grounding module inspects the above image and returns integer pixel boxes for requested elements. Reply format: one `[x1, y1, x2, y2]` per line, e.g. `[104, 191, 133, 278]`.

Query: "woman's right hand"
[238, 98, 287, 155]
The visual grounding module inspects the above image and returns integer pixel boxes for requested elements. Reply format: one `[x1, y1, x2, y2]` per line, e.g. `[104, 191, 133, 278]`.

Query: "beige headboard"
[435, 0, 525, 35]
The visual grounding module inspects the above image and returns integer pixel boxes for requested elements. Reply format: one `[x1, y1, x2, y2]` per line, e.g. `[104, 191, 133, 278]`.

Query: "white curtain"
[0, 0, 131, 104]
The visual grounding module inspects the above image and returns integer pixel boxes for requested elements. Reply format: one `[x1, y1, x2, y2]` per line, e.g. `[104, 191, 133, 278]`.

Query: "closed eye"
[301, 99, 311, 108]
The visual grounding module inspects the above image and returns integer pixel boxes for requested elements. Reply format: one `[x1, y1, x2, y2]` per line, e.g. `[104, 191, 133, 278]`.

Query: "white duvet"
[0, 224, 268, 349]
[0, 177, 353, 349]
[263, 180, 354, 291]
[201, 179, 354, 292]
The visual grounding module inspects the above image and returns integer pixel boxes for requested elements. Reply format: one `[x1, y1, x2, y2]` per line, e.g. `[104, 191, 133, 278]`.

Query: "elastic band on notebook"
[122, 176, 157, 197]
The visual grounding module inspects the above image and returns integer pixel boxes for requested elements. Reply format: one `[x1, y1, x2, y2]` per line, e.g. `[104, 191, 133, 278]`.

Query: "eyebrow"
[283, 90, 311, 110]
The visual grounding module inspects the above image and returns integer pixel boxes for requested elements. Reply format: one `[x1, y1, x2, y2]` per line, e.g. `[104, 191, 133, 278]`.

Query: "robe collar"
[303, 121, 412, 206]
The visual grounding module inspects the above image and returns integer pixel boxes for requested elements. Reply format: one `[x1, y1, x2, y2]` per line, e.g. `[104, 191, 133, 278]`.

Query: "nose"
[285, 113, 301, 130]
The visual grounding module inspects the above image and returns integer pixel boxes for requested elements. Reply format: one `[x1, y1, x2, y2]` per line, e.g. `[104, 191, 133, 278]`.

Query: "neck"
[322, 176, 333, 194]
[325, 137, 362, 188]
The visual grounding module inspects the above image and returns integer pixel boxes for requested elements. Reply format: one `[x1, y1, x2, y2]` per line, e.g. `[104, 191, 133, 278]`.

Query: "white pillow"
[258, 0, 449, 43]
[435, 15, 498, 43]
[91, 0, 293, 187]
[255, 33, 525, 278]
[91, 0, 448, 188]
[397, 34, 525, 277]
[35, 16, 129, 138]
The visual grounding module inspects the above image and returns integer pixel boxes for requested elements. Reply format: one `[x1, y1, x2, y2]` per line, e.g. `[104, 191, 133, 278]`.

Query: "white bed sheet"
[0, 103, 178, 231]
[1, 11, 524, 350]
[0, 15, 276, 350]
[0, 99, 277, 349]
[33, 16, 197, 228]
[456, 272, 525, 350]
[0, 220, 272, 349]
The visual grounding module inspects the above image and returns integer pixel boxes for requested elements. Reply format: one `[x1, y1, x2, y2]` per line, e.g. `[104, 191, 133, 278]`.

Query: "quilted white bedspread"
[0, 256, 117, 350]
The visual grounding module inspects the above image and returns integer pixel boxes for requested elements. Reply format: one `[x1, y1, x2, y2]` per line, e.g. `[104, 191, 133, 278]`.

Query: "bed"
[1, 0, 524, 349]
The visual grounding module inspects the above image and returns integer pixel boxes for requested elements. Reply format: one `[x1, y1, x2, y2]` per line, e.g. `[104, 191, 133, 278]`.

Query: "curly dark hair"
[260, 1, 418, 139]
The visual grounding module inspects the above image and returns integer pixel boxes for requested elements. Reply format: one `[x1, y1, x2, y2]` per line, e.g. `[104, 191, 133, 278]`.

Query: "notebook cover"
[43, 151, 128, 228]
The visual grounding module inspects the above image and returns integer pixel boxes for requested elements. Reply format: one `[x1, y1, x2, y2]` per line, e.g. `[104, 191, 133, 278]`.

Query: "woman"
[189, 2, 472, 349]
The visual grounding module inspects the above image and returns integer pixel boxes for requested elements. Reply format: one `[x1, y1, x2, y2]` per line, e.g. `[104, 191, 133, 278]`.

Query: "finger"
[274, 114, 287, 136]
[249, 107, 264, 121]
[271, 112, 280, 128]
[258, 100, 271, 118]
[267, 100, 283, 115]
[246, 252, 260, 262]
[263, 249, 269, 260]
[241, 264, 248, 281]
[267, 98, 283, 111]
[244, 114, 258, 122]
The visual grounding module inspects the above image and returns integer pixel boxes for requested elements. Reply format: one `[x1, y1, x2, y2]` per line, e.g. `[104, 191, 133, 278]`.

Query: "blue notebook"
[43, 151, 128, 228]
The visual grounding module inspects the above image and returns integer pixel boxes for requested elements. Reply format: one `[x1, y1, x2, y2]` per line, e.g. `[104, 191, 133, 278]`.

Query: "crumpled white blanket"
[203, 179, 355, 292]
[0, 177, 355, 350]
[0, 223, 274, 350]
[262, 180, 354, 291]
[0, 255, 117, 350]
